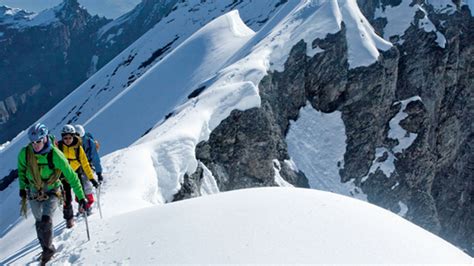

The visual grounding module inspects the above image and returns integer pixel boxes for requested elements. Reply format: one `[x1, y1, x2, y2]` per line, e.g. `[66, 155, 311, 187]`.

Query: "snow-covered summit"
[1, 188, 471, 264]
[0, 0, 89, 29]
[0, 5, 33, 22]
[0, 4, 58, 28]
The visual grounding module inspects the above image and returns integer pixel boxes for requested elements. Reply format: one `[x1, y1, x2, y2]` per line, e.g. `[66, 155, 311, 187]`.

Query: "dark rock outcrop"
[358, 0, 474, 255]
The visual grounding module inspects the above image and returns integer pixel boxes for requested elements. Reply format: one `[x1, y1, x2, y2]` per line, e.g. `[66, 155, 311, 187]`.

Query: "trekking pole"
[83, 211, 91, 241]
[97, 185, 103, 219]
[79, 177, 91, 241]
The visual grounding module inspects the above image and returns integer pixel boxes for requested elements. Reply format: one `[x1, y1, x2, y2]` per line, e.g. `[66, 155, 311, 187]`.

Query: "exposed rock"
[358, 0, 474, 254]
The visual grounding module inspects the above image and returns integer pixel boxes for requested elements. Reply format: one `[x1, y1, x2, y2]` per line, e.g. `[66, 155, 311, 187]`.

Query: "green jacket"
[18, 145, 85, 200]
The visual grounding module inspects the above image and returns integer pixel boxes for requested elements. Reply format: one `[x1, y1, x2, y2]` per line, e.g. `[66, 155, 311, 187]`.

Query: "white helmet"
[74, 124, 85, 137]
[61, 124, 76, 135]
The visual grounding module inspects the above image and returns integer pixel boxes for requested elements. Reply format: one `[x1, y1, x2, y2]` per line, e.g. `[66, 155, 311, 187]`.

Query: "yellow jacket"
[59, 136, 95, 181]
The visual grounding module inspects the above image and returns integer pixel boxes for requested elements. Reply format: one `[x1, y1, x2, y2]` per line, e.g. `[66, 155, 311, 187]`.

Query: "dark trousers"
[62, 178, 74, 220]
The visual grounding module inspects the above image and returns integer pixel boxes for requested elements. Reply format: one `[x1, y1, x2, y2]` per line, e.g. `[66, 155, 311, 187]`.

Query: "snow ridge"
[3, 188, 472, 264]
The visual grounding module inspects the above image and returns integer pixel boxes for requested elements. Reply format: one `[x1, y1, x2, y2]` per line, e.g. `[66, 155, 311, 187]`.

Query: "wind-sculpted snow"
[1, 188, 471, 264]
[86, 10, 256, 154]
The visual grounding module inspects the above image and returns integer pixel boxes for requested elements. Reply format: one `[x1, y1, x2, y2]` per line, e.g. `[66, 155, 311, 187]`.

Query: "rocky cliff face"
[358, 0, 473, 255]
[178, 0, 473, 255]
[0, 0, 110, 143]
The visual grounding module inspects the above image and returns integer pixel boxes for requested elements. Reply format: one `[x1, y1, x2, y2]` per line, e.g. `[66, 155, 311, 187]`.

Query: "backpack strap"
[47, 150, 55, 170]
[84, 139, 91, 157]
[46, 150, 62, 186]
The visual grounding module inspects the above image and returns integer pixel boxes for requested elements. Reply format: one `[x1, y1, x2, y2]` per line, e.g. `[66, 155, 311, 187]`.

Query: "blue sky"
[0, 0, 141, 18]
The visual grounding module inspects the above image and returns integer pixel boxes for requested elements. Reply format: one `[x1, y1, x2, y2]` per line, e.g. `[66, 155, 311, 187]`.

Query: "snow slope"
[1, 188, 472, 264]
[286, 102, 367, 200]
[87, 10, 255, 153]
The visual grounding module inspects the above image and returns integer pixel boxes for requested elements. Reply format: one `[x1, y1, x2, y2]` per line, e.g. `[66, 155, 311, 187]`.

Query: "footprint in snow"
[68, 253, 80, 263]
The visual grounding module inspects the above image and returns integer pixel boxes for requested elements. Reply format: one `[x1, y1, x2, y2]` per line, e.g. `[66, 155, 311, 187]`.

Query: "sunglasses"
[31, 139, 44, 144]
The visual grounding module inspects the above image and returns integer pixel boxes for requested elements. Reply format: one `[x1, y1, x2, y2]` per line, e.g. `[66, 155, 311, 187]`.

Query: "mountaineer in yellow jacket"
[58, 124, 99, 228]
[18, 123, 86, 264]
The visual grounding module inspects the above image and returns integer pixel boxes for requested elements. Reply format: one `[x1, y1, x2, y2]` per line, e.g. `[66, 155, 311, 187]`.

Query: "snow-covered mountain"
[1, 188, 471, 264]
[0, 0, 142, 19]
[0, 0, 473, 260]
[0, 0, 110, 143]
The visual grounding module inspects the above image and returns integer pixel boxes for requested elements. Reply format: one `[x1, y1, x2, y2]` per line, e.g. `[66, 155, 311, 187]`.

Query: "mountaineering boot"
[39, 215, 56, 264]
[66, 218, 75, 228]
[63, 203, 74, 220]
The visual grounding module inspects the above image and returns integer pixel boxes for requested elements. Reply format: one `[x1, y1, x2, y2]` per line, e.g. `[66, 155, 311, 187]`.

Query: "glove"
[19, 189, 27, 199]
[97, 173, 103, 183]
[78, 198, 88, 212]
[90, 178, 99, 188]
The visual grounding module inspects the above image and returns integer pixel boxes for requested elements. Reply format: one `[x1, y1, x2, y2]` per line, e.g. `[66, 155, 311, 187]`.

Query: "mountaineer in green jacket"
[18, 123, 87, 264]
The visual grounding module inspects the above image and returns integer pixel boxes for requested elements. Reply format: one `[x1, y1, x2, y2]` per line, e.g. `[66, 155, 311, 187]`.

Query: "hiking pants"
[29, 196, 58, 222]
[77, 174, 95, 209]
[80, 174, 94, 195]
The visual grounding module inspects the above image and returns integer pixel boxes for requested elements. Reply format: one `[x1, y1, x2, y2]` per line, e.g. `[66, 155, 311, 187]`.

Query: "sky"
[0, 0, 141, 18]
